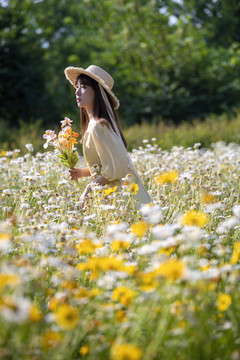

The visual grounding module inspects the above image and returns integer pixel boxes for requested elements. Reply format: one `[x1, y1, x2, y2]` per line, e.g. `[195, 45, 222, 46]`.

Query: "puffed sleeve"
[91, 123, 128, 181]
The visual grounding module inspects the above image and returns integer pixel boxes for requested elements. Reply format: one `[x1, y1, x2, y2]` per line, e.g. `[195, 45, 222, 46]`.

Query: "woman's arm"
[92, 174, 110, 186]
[81, 174, 109, 197]
[80, 174, 110, 208]
[69, 167, 91, 180]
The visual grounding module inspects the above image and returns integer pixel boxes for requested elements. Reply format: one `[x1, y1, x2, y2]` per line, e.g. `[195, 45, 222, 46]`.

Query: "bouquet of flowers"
[43, 117, 80, 170]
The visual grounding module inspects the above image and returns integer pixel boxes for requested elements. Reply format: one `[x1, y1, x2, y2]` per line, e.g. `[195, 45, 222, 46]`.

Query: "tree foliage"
[0, 0, 58, 125]
[0, 0, 240, 128]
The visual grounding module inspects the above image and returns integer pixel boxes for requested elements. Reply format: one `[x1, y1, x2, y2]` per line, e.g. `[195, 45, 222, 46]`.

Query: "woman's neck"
[84, 106, 96, 121]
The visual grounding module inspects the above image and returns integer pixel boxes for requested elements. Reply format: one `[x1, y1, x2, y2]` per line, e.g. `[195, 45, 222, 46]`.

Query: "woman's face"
[75, 80, 95, 111]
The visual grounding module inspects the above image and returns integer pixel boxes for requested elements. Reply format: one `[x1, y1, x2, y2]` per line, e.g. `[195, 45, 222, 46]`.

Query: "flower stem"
[74, 179, 80, 188]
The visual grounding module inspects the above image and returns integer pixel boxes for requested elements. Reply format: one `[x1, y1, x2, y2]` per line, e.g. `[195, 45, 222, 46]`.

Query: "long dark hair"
[76, 74, 127, 148]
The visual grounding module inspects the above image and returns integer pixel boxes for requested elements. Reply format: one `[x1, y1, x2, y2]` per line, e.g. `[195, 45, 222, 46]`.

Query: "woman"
[64, 65, 152, 208]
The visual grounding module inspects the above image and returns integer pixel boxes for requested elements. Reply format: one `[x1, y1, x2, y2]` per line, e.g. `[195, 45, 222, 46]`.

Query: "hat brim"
[64, 66, 120, 110]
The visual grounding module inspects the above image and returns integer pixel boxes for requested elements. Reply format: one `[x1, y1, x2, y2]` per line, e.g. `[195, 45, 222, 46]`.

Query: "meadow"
[0, 134, 240, 359]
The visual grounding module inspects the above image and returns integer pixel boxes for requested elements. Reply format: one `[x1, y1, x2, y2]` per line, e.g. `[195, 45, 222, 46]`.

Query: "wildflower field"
[0, 140, 240, 360]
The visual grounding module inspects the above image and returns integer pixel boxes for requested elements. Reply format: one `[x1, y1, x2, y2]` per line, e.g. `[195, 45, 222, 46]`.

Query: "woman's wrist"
[82, 183, 91, 196]
[69, 168, 83, 180]
[77, 168, 83, 178]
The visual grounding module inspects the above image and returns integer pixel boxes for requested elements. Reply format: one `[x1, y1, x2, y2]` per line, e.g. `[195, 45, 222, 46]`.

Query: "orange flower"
[69, 137, 77, 145]
[79, 345, 89, 356]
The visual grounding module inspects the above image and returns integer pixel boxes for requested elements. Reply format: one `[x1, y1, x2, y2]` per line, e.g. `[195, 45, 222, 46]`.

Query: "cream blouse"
[83, 119, 152, 206]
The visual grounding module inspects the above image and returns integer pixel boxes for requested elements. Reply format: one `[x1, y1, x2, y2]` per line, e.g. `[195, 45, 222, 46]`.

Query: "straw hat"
[64, 65, 120, 110]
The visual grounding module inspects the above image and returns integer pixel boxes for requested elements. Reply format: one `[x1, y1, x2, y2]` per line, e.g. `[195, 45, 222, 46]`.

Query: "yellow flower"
[127, 183, 139, 194]
[231, 242, 240, 264]
[111, 343, 143, 360]
[201, 192, 216, 204]
[201, 264, 211, 272]
[30, 304, 43, 322]
[101, 257, 122, 271]
[217, 293, 232, 312]
[0, 273, 20, 293]
[77, 256, 126, 279]
[112, 286, 136, 306]
[1, 151, 7, 157]
[153, 259, 186, 281]
[54, 304, 80, 330]
[116, 309, 127, 322]
[158, 247, 175, 256]
[182, 210, 208, 227]
[73, 287, 101, 300]
[121, 264, 136, 275]
[41, 330, 63, 350]
[48, 296, 67, 311]
[73, 287, 90, 298]
[139, 272, 158, 292]
[130, 221, 148, 238]
[104, 186, 118, 196]
[79, 345, 89, 356]
[62, 280, 78, 290]
[155, 171, 179, 185]
[0, 232, 11, 248]
[89, 288, 102, 298]
[178, 320, 186, 328]
[171, 300, 183, 315]
[111, 240, 131, 252]
[76, 239, 102, 255]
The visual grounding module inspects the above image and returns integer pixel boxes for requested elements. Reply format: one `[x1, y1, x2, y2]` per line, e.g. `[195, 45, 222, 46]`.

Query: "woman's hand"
[69, 168, 82, 180]
[69, 167, 91, 180]
[78, 175, 109, 209]
[79, 184, 91, 209]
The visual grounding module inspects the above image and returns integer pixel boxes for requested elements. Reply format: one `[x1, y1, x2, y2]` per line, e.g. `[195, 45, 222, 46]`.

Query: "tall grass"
[125, 111, 240, 150]
[1, 110, 240, 153]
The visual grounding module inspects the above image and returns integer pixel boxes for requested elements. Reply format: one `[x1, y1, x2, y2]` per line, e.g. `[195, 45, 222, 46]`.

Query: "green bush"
[1, 110, 240, 154]
[124, 110, 240, 150]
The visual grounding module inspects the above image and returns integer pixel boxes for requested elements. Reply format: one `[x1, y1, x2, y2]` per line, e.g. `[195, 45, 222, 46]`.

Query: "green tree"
[166, 0, 240, 47]
[0, 0, 58, 126]
[1, 0, 240, 131]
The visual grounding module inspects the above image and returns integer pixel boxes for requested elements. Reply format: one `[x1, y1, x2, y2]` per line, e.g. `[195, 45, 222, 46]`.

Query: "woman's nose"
[76, 88, 81, 96]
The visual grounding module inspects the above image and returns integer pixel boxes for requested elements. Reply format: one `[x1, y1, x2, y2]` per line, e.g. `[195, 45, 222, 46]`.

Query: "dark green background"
[1, 0, 240, 130]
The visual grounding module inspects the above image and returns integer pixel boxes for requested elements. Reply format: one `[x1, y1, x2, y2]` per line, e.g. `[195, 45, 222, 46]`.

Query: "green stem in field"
[147, 226, 152, 244]
[74, 179, 80, 187]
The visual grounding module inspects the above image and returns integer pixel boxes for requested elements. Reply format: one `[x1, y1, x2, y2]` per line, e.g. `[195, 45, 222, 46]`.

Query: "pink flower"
[43, 130, 56, 149]
[60, 117, 73, 128]
[43, 130, 56, 140]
